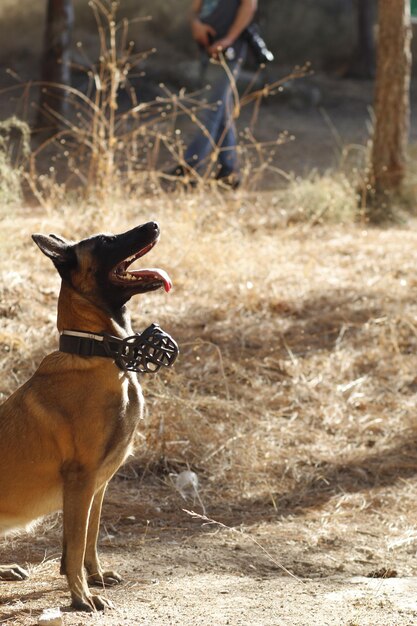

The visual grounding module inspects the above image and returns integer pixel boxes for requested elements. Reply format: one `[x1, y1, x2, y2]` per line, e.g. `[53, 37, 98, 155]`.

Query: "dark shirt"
[200, 0, 241, 40]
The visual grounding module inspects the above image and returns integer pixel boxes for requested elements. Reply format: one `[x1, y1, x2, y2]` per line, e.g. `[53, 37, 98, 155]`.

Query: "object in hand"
[244, 23, 274, 65]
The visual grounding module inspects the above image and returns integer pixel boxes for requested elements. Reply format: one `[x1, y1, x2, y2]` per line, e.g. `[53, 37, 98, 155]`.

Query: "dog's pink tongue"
[156, 269, 172, 293]
[131, 268, 172, 292]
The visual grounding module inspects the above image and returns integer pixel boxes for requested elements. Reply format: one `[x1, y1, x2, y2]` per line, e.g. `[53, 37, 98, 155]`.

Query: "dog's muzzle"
[104, 324, 179, 373]
[60, 324, 179, 374]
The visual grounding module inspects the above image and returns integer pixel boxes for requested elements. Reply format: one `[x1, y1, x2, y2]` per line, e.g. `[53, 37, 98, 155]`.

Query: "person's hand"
[208, 36, 234, 59]
[191, 18, 216, 47]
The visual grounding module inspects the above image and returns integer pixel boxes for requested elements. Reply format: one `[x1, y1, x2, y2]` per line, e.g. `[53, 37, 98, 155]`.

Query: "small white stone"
[175, 470, 199, 496]
[38, 608, 63, 626]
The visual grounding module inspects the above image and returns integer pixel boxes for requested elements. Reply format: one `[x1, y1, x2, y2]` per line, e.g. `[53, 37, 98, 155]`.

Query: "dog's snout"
[143, 221, 159, 236]
[140, 221, 159, 234]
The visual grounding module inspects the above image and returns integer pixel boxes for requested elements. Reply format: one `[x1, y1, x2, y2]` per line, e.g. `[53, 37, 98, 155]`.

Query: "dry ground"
[2, 195, 417, 625]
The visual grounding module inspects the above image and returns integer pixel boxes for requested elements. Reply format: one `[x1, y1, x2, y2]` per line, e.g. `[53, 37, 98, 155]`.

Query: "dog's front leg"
[84, 482, 122, 587]
[62, 467, 112, 612]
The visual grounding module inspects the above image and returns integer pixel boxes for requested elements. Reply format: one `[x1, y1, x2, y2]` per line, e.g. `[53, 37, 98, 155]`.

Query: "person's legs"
[184, 63, 232, 173]
[184, 43, 246, 176]
[215, 91, 238, 175]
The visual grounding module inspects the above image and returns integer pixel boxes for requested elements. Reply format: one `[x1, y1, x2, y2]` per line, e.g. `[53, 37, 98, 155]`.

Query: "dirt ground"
[2, 474, 417, 626]
[0, 472, 417, 626]
[247, 69, 417, 177]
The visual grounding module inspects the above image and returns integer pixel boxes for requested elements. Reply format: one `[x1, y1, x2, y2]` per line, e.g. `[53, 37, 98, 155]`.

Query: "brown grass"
[3, 180, 417, 626]
[2, 191, 417, 534]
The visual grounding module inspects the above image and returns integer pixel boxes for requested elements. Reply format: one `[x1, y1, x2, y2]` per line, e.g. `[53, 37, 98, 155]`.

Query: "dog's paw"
[0, 564, 29, 581]
[91, 593, 114, 610]
[72, 593, 114, 612]
[88, 570, 123, 587]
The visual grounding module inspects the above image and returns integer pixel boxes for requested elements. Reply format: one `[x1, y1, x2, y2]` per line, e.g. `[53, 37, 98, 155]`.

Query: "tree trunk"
[36, 0, 74, 132]
[370, 0, 412, 200]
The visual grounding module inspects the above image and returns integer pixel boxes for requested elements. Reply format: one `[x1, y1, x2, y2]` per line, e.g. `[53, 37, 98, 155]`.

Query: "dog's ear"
[48, 233, 71, 246]
[32, 234, 75, 272]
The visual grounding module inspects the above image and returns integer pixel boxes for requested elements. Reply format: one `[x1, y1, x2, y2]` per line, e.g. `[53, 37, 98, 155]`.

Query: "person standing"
[175, 0, 258, 187]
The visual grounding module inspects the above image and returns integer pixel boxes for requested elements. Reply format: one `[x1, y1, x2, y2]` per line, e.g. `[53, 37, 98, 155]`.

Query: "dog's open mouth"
[110, 240, 172, 292]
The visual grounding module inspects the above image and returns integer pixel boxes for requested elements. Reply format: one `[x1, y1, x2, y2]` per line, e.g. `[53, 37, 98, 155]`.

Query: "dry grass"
[0, 117, 30, 205]
[2, 190, 417, 536]
[3, 183, 417, 626]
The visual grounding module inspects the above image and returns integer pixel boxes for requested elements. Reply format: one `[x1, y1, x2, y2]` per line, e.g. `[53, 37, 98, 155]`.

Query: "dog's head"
[32, 221, 172, 311]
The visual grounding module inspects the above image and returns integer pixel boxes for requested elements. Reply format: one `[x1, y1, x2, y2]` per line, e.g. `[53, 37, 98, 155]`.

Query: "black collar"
[59, 324, 179, 373]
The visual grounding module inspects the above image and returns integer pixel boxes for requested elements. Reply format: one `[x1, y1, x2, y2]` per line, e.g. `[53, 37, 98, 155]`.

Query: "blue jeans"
[184, 41, 247, 176]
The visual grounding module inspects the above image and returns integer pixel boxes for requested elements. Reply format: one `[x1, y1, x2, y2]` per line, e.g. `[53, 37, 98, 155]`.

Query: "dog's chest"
[120, 372, 144, 428]
[99, 372, 144, 475]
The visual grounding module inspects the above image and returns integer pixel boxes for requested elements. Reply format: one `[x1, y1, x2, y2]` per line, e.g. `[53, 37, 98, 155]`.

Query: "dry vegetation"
[3, 3, 417, 625]
[2, 187, 417, 558]
[3, 64, 417, 613]
[4, 134, 417, 626]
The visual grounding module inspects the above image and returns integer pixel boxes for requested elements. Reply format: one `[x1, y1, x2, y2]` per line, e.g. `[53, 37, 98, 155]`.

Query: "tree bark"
[370, 0, 412, 198]
[37, 0, 74, 132]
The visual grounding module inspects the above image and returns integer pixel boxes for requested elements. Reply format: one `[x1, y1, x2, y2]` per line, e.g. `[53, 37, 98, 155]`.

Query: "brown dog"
[0, 221, 175, 611]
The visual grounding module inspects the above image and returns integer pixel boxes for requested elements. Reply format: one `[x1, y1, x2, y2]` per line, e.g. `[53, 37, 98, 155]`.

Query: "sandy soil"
[2, 477, 417, 626]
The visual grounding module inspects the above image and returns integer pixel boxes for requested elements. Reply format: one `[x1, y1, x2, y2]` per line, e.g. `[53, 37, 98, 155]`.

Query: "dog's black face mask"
[32, 222, 172, 312]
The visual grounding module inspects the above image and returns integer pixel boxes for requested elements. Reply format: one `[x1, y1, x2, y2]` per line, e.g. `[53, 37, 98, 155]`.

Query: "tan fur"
[0, 241, 147, 611]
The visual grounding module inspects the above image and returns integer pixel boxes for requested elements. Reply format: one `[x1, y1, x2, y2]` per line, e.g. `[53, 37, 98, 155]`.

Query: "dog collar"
[59, 323, 179, 374]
